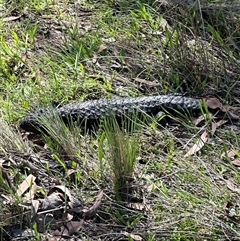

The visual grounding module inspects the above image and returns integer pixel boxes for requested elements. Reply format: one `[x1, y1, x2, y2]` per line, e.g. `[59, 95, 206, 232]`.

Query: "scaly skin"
[19, 95, 201, 132]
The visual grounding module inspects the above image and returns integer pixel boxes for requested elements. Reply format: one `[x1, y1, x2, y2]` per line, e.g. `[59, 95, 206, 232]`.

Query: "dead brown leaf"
[21, 54, 27, 62]
[134, 77, 161, 87]
[206, 97, 223, 110]
[232, 159, 240, 167]
[54, 220, 84, 237]
[226, 180, 240, 194]
[211, 119, 228, 134]
[122, 231, 143, 241]
[83, 190, 103, 220]
[186, 119, 227, 156]
[3, 15, 22, 22]
[17, 174, 36, 197]
[66, 169, 76, 181]
[206, 97, 240, 119]
[193, 115, 205, 126]
[31, 200, 40, 218]
[92, 44, 107, 63]
[227, 150, 238, 159]
[92, 53, 98, 64]
[25, 183, 38, 201]
[185, 131, 208, 156]
[97, 44, 107, 53]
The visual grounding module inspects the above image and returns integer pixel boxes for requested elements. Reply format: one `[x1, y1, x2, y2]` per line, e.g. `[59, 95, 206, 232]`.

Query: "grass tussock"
[99, 117, 140, 200]
[36, 110, 84, 159]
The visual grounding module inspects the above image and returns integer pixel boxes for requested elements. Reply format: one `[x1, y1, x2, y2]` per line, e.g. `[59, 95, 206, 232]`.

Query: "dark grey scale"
[19, 95, 202, 133]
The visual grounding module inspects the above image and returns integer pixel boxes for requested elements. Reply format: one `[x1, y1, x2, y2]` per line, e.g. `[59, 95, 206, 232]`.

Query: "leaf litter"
[185, 96, 239, 156]
[1, 95, 240, 240]
[15, 184, 102, 239]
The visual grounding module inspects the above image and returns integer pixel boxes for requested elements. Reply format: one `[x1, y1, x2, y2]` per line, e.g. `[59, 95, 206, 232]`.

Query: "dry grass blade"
[0, 119, 29, 154]
[36, 110, 83, 160]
